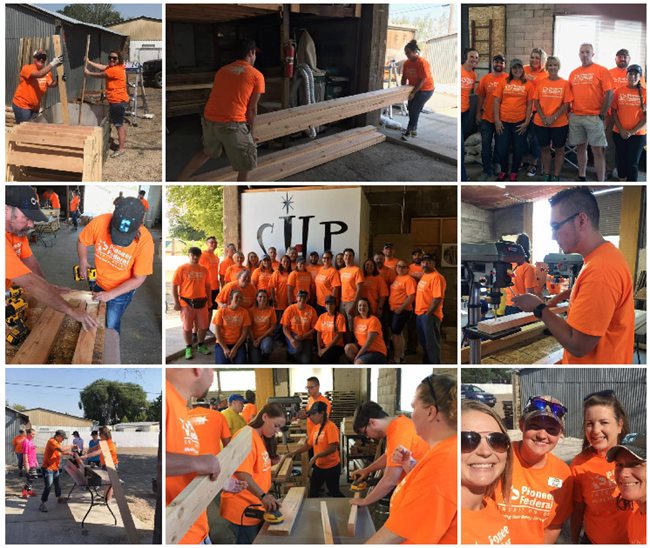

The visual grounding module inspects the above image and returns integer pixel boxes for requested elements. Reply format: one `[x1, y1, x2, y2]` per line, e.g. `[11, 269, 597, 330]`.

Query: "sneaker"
[196, 344, 210, 355]
[21, 489, 28, 498]
[543, 174, 552, 182]
[496, 172, 507, 181]
[478, 172, 493, 181]
[39, 503, 47, 513]
[411, 130, 417, 137]
[508, 172, 518, 182]
[58, 496, 66, 503]
[527, 166, 537, 177]
[28, 490, 36, 497]
[552, 175, 560, 182]
[576, 175, 587, 182]
[110, 150, 125, 159]
[401, 133, 410, 141]
[184, 346, 193, 360]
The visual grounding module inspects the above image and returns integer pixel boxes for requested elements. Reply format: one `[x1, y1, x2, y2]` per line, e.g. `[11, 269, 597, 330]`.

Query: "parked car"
[142, 58, 162, 88]
[461, 384, 497, 407]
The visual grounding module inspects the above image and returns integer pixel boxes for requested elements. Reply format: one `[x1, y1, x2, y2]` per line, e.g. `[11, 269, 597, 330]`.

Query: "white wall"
[33, 428, 158, 450]
[474, 383, 513, 395]
[130, 41, 163, 63]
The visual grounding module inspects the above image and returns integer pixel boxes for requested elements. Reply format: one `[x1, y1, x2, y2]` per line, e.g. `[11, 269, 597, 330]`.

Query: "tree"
[9, 403, 27, 412]
[58, 4, 123, 27]
[80, 379, 148, 425]
[167, 186, 224, 244]
[146, 394, 162, 422]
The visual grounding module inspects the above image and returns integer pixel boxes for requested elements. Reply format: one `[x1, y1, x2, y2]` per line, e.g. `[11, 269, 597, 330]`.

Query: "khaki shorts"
[201, 119, 257, 172]
[568, 115, 607, 147]
[180, 305, 209, 331]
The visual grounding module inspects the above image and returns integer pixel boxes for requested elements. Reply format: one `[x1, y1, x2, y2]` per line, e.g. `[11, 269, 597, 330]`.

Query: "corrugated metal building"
[5, 406, 30, 464]
[6, 4, 126, 109]
[107, 16, 163, 63]
[21, 407, 94, 428]
[516, 368, 646, 439]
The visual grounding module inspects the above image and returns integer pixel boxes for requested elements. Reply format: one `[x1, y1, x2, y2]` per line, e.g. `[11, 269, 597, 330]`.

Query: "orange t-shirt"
[494, 442, 573, 543]
[49, 193, 61, 209]
[505, 261, 536, 307]
[408, 263, 423, 279]
[70, 196, 80, 212]
[308, 420, 340, 469]
[388, 274, 417, 312]
[6, 231, 33, 285]
[534, 77, 573, 127]
[252, 268, 273, 291]
[13, 63, 53, 110]
[104, 65, 129, 103]
[199, 250, 220, 291]
[173, 263, 210, 304]
[42, 438, 62, 471]
[352, 315, 387, 355]
[188, 407, 231, 456]
[477, 71, 508, 123]
[384, 416, 429, 482]
[213, 306, 251, 344]
[225, 264, 246, 284]
[306, 263, 320, 281]
[269, 271, 290, 310]
[13, 435, 26, 453]
[461, 65, 477, 112]
[314, 311, 347, 347]
[306, 395, 331, 441]
[249, 306, 276, 339]
[241, 403, 257, 424]
[204, 60, 265, 123]
[79, 214, 154, 292]
[571, 448, 629, 544]
[562, 242, 634, 364]
[386, 435, 457, 544]
[378, 265, 396, 286]
[384, 256, 399, 270]
[217, 280, 257, 310]
[612, 86, 647, 135]
[140, 198, 149, 211]
[569, 63, 615, 115]
[402, 57, 434, 91]
[314, 267, 341, 307]
[462, 496, 512, 544]
[339, 266, 364, 303]
[281, 303, 318, 336]
[494, 78, 534, 123]
[360, 274, 389, 315]
[219, 256, 234, 277]
[220, 428, 272, 526]
[627, 508, 646, 544]
[287, 270, 313, 300]
[415, 271, 446, 319]
[524, 65, 549, 91]
[165, 380, 207, 544]
[99, 439, 119, 467]
[609, 66, 646, 90]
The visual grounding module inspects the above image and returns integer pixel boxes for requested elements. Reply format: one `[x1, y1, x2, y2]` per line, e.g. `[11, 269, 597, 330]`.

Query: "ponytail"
[315, 410, 329, 444]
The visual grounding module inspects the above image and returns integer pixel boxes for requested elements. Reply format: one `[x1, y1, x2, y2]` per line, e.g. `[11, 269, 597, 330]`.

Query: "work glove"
[50, 55, 64, 68]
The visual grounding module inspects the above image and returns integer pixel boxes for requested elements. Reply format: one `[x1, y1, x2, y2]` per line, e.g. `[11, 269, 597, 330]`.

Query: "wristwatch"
[259, 492, 267, 500]
[533, 303, 547, 319]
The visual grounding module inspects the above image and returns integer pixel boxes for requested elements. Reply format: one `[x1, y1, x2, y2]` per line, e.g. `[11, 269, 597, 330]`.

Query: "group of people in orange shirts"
[461, 392, 646, 545]
[462, 44, 646, 182]
[172, 239, 447, 364]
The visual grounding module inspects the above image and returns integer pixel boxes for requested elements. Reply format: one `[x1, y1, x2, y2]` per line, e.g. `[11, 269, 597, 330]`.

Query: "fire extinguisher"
[284, 41, 295, 78]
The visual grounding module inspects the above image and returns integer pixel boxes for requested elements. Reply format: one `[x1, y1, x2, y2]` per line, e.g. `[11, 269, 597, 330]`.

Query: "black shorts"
[109, 102, 129, 127]
[209, 289, 219, 311]
[534, 124, 569, 148]
[391, 310, 412, 335]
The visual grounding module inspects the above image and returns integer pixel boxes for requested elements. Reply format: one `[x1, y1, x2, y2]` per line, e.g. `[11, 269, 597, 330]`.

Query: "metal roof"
[24, 4, 126, 36]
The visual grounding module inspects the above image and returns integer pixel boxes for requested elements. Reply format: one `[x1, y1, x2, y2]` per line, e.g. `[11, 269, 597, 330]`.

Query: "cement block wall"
[377, 369, 398, 415]
[505, 4, 554, 63]
[333, 368, 364, 400]
[461, 202, 495, 243]
[494, 204, 526, 238]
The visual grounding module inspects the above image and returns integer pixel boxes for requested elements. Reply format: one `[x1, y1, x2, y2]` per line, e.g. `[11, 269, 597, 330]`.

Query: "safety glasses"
[461, 431, 511, 453]
[524, 396, 568, 419]
[550, 212, 579, 232]
[109, 56, 119, 61]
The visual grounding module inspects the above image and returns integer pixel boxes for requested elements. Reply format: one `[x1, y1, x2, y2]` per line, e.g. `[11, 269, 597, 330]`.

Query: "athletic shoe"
[552, 175, 560, 182]
[478, 172, 493, 181]
[28, 490, 36, 497]
[411, 130, 418, 137]
[543, 174, 552, 182]
[527, 166, 537, 177]
[508, 172, 518, 182]
[401, 133, 410, 141]
[184, 347, 193, 360]
[21, 489, 28, 498]
[496, 172, 507, 181]
[39, 503, 47, 512]
[196, 344, 210, 355]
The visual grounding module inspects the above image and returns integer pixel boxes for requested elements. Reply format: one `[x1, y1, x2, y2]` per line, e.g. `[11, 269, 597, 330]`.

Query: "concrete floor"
[28, 219, 163, 364]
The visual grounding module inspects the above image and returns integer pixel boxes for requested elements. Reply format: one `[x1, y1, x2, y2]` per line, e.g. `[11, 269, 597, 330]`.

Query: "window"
[399, 371, 426, 413]
[370, 367, 380, 402]
[289, 368, 333, 394]
[210, 370, 256, 392]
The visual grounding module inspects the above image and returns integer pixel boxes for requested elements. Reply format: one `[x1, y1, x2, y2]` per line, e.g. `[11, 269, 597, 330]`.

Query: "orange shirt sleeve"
[6, 242, 32, 280]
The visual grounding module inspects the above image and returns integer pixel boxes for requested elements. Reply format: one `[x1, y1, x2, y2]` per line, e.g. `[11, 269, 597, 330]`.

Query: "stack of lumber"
[326, 391, 358, 425]
[166, 72, 214, 117]
[190, 125, 384, 182]
[6, 106, 16, 127]
[6, 122, 103, 182]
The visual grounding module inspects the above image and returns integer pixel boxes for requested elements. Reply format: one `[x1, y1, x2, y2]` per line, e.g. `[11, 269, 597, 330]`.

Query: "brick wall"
[494, 204, 526, 237]
[461, 202, 495, 243]
[505, 5, 554, 64]
[377, 369, 398, 415]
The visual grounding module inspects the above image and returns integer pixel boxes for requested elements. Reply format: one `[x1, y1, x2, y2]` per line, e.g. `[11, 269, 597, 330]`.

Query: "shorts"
[180, 305, 209, 331]
[209, 289, 219, 311]
[534, 124, 569, 148]
[109, 102, 129, 128]
[568, 115, 607, 147]
[201, 118, 257, 172]
[391, 309, 412, 335]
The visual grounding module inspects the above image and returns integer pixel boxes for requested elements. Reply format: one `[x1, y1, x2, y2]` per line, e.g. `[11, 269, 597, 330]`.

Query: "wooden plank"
[72, 301, 103, 364]
[266, 486, 305, 536]
[534, 348, 564, 365]
[320, 501, 334, 544]
[476, 303, 568, 335]
[99, 440, 140, 544]
[11, 306, 66, 364]
[166, 426, 253, 544]
[8, 149, 84, 173]
[275, 454, 293, 482]
[18, 122, 97, 136]
[167, 83, 214, 92]
[12, 130, 88, 148]
[461, 323, 549, 363]
[79, 34, 91, 125]
[93, 298, 107, 363]
[347, 492, 360, 535]
[52, 35, 70, 125]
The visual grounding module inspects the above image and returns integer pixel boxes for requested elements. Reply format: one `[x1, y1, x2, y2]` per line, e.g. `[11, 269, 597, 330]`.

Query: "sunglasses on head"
[583, 389, 616, 402]
[422, 375, 438, 410]
[524, 396, 568, 419]
[461, 431, 510, 453]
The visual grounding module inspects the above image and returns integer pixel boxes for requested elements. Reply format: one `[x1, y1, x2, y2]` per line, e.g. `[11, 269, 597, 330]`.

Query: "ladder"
[125, 64, 152, 126]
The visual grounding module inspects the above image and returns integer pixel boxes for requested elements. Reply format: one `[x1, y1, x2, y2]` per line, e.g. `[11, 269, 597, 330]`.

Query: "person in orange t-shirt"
[173, 247, 212, 359]
[138, 190, 149, 213]
[220, 403, 284, 543]
[199, 236, 221, 327]
[252, 255, 274, 292]
[85, 51, 129, 157]
[513, 187, 634, 364]
[218, 243, 237, 287]
[13, 430, 26, 474]
[381, 243, 400, 271]
[461, 48, 479, 181]
[611, 65, 646, 182]
[300, 377, 332, 444]
[188, 402, 232, 455]
[214, 290, 251, 364]
[504, 233, 537, 314]
[47, 191, 61, 210]
[339, 249, 365, 333]
[281, 290, 318, 364]
[570, 391, 630, 543]
[388, 261, 417, 363]
[345, 298, 387, 364]
[241, 391, 258, 424]
[40, 430, 73, 512]
[217, 269, 257, 310]
[288, 401, 343, 497]
[224, 251, 246, 283]
[360, 258, 389, 318]
[314, 295, 347, 363]
[287, 257, 314, 303]
[12, 49, 59, 123]
[368, 374, 457, 544]
[179, 39, 265, 182]
[522, 48, 549, 177]
[400, 39, 435, 140]
[313, 251, 341, 313]
[306, 251, 321, 285]
[70, 190, 81, 231]
[494, 58, 534, 182]
[80, 426, 120, 501]
[248, 289, 276, 363]
[78, 198, 154, 342]
[415, 254, 446, 364]
[350, 403, 429, 508]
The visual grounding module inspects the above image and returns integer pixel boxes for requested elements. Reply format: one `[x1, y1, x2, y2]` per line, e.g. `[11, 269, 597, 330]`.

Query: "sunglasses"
[583, 389, 616, 402]
[524, 396, 568, 419]
[423, 375, 438, 409]
[34, 55, 47, 61]
[109, 56, 119, 60]
[550, 212, 580, 232]
[461, 431, 511, 453]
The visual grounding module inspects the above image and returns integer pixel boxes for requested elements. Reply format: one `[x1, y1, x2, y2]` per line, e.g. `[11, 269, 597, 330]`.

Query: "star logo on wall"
[281, 192, 294, 214]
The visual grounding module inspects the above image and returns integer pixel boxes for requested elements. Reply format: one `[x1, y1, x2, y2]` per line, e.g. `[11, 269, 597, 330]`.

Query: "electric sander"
[244, 506, 284, 524]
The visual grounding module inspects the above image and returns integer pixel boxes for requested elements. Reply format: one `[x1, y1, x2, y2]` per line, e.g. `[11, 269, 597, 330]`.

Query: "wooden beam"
[274, 454, 293, 482]
[461, 323, 549, 363]
[320, 501, 334, 544]
[347, 492, 360, 535]
[619, 186, 643, 282]
[255, 368, 275, 407]
[166, 426, 253, 544]
[11, 306, 66, 364]
[266, 486, 305, 536]
[79, 34, 91, 125]
[72, 301, 104, 364]
[476, 303, 568, 335]
[52, 35, 70, 124]
[99, 440, 140, 544]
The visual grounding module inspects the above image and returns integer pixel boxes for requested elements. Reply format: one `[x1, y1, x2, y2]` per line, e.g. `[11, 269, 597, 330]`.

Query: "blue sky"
[389, 3, 447, 20]
[35, 4, 162, 20]
[6, 368, 162, 416]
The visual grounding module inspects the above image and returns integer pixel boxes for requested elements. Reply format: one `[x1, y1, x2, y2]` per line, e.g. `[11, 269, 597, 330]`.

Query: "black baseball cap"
[627, 64, 643, 76]
[297, 289, 309, 297]
[111, 197, 144, 247]
[607, 433, 646, 462]
[6, 186, 47, 222]
[616, 48, 630, 57]
[306, 401, 328, 416]
[324, 295, 336, 305]
[493, 54, 505, 62]
[383, 242, 394, 248]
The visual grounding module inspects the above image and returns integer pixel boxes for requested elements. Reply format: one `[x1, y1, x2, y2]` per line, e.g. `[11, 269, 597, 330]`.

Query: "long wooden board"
[52, 35, 70, 125]
[11, 306, 66, 364]
[461, 323, 549, 363]
[166, 426, 253, 544]
[266, 486, 305, 536]
[320, 501, 334, 544]
[72, 301, 105, 364]
[274, 454, 293, 482]
[99, 440, 140, 544]
[476, 303, 568, 335]
[347, 492, 360, 535]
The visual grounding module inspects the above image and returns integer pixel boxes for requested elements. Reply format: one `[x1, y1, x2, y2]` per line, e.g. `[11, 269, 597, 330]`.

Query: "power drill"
[5, 286, 29, 345]
[6, 319, 29, 346]
[73, 265, 97, 291]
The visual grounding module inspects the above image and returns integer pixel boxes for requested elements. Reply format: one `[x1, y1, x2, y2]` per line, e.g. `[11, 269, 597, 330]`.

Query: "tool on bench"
[7, 320, 29, 346]
[73, 264, 97, 291]
[6, 286, 25, 299]
[350, 481, 368, 492]
[267, 396, 303, 445]
[243, 505, 284, 524]
[6, 286, 30, 345]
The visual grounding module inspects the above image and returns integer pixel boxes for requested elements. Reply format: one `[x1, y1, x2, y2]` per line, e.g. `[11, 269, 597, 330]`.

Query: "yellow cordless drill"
[73, 265, 98, 291]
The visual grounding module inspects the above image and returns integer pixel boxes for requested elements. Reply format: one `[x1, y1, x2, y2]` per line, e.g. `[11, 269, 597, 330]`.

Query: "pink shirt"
[22, 437, 38, 468]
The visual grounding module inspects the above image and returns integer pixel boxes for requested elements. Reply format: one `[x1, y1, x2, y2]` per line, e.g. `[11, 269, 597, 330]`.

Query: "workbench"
[63, 460, 116, 529]
[254, 498, 375, 544]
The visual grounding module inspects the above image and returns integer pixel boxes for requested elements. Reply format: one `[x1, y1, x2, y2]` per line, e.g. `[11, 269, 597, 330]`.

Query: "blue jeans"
[496, 121, 527, 174]
[248, 336, 273, 363]
[228, 522, 262, 544]
[41, 468, 61, 502]
[406, 90, 434, 131]
[71, 210, 80, 228]
[480, 120, 498, 175]
[287, 337, 312, 364]
[214, 344, 246, 364]
[416, 313, 441, 364]
[95, 284, 136, 334]
[461, 110, 471, 181]
[16, 453, 24, 469]
[613, 133, 646, 182]
[527, 123, 541, 165]
[12, 103, 37, 124]
[356, 351, 387, 364]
